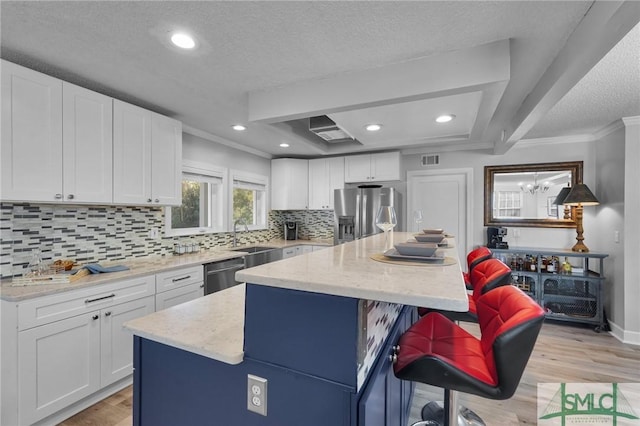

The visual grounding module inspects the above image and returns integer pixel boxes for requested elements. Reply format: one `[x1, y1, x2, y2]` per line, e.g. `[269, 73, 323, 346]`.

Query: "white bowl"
[394, 242, 438, 257]
[422, 228, 445, 234]
[413, 233, 445, 243]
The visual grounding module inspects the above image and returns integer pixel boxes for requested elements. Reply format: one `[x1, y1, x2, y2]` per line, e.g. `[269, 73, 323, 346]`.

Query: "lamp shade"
[563, 183, 600, 206]
[553, 186, 572, 205]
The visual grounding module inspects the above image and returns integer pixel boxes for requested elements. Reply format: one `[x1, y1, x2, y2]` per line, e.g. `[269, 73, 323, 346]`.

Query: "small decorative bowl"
[422, 228, 445, 234]
[394, 242, 438, 257]
[413, 233, 445, 243]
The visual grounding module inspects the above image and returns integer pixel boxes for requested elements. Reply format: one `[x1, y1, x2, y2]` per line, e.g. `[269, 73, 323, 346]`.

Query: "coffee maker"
[284, 221, 298, 240]
[487, 227, 508, 249]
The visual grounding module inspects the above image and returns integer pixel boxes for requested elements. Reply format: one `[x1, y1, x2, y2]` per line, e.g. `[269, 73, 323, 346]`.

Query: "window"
[493, 191, 522, 218]
[165, 163, 226, 236]
[232, 171, 268, 230]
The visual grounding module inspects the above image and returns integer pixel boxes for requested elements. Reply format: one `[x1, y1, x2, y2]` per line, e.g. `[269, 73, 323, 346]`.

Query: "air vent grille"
[421, 154, 440, 166]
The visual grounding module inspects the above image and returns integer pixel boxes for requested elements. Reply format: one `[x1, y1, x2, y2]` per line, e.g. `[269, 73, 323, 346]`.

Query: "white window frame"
[493, 190, 523, 218]
[230, 170, 269, 231]
[165, 161, 228, 236]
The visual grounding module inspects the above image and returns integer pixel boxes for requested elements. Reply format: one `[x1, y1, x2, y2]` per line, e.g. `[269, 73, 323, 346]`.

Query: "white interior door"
[407, 169, 472, 265]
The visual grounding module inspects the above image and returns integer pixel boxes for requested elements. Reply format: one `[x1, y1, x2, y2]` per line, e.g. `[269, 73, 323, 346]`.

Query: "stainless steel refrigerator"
[334, 187, 402, 245]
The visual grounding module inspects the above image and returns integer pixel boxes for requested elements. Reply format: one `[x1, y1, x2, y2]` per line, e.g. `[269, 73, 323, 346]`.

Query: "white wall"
[182, 132, 271, 177]
[594, 124, 625, 329]
[402, 140, 597, 250]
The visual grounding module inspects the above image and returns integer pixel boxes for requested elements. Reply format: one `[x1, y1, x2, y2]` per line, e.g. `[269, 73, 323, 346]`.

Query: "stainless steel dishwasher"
[204, 257, 245, 295]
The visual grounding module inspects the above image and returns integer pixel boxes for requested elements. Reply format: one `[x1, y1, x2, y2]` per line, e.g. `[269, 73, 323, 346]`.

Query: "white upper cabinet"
[344, 152, 400, 183]
[113, 100, 182, 206]
[308, 157, 345, 210]
[151, 113, 182, 205]
[1, 60, 63, 202]
[271, 158, 309, 210]
[62, 82, 113, 203]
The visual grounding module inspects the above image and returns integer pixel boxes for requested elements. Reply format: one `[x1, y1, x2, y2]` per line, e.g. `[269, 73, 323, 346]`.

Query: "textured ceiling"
[1, 1, 638, 157]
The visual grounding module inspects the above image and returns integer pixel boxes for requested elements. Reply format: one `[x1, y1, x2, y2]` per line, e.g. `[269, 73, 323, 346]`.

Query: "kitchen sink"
[230, 246, 277, 253]
[231, 246, 283, 268]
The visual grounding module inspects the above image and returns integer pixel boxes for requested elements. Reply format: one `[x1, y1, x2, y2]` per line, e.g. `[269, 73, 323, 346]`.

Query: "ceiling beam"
[495, 0, 640, 155]
[248, 39, 510, 124]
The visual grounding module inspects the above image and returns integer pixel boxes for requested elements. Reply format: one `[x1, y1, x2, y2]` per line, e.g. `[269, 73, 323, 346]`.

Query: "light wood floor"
[60, 322, 640, 426]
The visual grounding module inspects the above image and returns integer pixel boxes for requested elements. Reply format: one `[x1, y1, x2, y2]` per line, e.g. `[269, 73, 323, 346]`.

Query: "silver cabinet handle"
[154, 199, 159, 203]
[55, 193, 62, 199]
[388, 353, 398, 363]
[105, 311, 112, 317]
[85, 293, 115, 304]
[172, 275, 191, 283]
[200, 284, 204, 288]
[92, 314, 99, 320]
[147, 198, 152, 203]
[68, 194, 74, 200]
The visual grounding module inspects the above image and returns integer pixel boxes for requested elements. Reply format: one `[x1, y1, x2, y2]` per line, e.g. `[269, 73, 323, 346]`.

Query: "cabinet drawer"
[18, 275, 155, 331]
[155, 282, 204, 311]
[155, 266, 204, 293]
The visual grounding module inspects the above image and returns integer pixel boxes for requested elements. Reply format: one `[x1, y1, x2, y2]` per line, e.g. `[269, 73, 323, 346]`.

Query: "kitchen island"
[125, 232, 468, 426]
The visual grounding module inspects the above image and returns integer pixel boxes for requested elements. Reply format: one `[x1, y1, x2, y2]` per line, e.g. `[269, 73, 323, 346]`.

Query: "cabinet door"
[308, 159, 329, 209]
[1, 60, 63, 202]
[271, 159, 309, 210]
[113, 100, 152, 204]
[18, 312, 100, 425]
[62, 82, 113, 203]
[370, 152, 400, 182]
[151, 113, 182, 206]
[344, 155, 372, 183]
[100, 296, 155, 387]
[326, 156, 345, 209]
[155, 282, 204, 311]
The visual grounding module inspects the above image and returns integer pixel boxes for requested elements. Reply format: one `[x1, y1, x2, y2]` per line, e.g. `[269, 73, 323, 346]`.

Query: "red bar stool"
[418, 258, 511, 322]
[394, 285, 545, 426]
[463, 247, 493, 289]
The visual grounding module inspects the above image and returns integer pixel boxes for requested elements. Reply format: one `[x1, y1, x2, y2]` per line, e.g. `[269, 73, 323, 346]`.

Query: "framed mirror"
[484, 161, 583, 228]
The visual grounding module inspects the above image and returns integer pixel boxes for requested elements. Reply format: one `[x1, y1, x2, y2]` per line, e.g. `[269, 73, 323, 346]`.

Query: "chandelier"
[519, 173, 550, 195]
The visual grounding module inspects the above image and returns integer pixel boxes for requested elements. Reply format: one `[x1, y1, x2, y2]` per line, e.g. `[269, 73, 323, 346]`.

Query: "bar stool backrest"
[466, 247, 493, 279]
[470, 258, 512, 300]
[476, 285, 545, 399]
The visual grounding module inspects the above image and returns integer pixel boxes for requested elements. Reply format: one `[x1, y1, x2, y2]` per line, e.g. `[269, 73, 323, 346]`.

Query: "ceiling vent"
[309, 116, 354, 143]
[421, 154, 440, 166]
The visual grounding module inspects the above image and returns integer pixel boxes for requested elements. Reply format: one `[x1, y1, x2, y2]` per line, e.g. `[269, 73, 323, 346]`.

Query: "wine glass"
[413, 210, 424, 231]
[375, 206, 397, 250]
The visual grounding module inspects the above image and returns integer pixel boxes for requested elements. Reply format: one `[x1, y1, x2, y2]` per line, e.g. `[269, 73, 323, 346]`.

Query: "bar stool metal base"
[418, 401, 485, 426]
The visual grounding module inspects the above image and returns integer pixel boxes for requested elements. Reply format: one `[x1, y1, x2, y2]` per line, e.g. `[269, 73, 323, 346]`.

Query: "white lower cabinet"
[12, 277, 155, 425]
[155, 266, 204, 310]
[18, 312, 101, 425]
[283, 245, 328, 258]
[155, 282, 204, 310]
[100, 296, 155, 386]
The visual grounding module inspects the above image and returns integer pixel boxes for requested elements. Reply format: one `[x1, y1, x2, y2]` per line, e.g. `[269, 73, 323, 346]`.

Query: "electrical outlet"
[247, 374, 267, 416]
[614, 230, 620, 244]
[148, 228, 159, 239]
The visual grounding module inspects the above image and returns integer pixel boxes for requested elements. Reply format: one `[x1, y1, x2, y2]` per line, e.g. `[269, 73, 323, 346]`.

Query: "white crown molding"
[182, 125, 272, 159]
[514, 133, 595, 148]
[621, 116, 640, 127]
[401, 141, 493, 156]
[594, 119, 626, 139]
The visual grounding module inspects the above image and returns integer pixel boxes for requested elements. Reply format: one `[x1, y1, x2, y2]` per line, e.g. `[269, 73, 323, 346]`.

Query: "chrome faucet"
[233, 218, 249, 247]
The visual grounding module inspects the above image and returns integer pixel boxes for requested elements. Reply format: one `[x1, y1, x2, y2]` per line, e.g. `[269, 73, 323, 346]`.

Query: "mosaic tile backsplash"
[0, 203, 334, 278]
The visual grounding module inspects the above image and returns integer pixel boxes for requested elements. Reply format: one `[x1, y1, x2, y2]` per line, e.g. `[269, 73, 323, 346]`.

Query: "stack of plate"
[384, 242, 443, 261]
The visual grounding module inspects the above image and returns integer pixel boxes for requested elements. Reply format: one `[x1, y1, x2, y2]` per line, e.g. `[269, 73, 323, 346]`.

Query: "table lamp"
[553, 186, 573, 219]
[562, 183, 599, 252]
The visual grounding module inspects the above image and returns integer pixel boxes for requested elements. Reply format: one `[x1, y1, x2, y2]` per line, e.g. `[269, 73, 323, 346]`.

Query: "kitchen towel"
[83, 263, 130, 274]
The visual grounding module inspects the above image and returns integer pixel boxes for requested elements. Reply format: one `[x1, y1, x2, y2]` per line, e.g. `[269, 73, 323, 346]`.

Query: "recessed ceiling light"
[435, 114, 456, 123]
[170, 32, 196, 49]
[279, 143, 290, 148]
[365, 124, 382, 132]
[232, 124, 246, 131]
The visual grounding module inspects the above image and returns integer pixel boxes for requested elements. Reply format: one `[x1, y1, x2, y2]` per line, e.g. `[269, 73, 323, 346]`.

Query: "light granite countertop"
[124, 284, 246, 365]
[238, 232, 469, 311]
[124, 232, 468, 365]
[1, 238, 332, 301]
